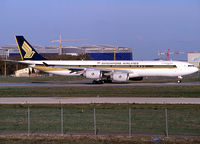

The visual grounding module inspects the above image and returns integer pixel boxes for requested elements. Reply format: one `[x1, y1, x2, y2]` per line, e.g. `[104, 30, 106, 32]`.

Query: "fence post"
[27, 105, 30, 136]
[94, 107, 97, 135]
[61, 105, 64, 135]
[165, 108, 169, 137]
[129, 107, 132, 136]
[4, 61, 6, 76]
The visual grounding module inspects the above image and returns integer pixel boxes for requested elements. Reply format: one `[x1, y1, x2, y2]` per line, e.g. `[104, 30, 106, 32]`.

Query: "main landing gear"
[92, 79, 112, 84]
[92, 80, 104, 84]
[177, 76, 183, 83]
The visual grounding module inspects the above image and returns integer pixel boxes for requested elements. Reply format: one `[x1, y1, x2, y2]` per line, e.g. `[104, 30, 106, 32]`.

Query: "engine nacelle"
[84, 70, 102, 79]
[111, 73, 129, 81]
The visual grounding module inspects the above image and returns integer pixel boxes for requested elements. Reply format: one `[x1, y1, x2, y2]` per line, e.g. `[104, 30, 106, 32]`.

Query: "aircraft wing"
[51, 65, 130, 73]
[33, 64, 131, 76]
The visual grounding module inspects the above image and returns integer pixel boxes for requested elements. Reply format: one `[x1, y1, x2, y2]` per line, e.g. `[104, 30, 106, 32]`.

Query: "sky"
[0, 0, 200, 60]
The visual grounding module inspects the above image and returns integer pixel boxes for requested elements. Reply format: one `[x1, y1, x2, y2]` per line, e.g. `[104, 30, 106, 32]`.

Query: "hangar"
[0, 44, 133, 60]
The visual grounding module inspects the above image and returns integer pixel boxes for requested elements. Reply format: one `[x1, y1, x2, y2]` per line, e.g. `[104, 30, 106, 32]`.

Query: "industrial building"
[188, 53, 200, 68]
[0, 44, 133, 60]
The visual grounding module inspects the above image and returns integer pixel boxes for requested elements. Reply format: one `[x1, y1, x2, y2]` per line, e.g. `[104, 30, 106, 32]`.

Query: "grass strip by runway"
[0, 86, 200, 97]
[0, 76, 87, 83]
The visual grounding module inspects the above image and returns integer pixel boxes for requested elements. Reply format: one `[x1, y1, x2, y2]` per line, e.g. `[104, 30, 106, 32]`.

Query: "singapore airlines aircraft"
[14, 36, 198, 84]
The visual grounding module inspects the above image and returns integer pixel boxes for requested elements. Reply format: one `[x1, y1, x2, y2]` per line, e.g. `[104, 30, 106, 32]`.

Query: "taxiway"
[1, 81, 200, 88]
[1, 97, 200, 104]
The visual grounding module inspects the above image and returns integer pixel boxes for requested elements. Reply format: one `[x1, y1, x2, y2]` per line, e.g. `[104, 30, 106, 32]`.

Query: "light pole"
[4, 49, 9, 77]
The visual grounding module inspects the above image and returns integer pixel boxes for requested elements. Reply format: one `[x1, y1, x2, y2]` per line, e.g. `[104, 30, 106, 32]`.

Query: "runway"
[1, 81, 200, 88]
[1, 97, 200, 104]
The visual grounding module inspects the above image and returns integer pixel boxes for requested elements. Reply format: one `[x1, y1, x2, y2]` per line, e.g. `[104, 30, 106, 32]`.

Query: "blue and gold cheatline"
[15, 36, 46, 60]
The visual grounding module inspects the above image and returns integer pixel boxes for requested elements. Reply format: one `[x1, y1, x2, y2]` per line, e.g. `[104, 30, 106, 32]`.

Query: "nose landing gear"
[177, 76, 183, 83]
[92, 78, 112, 84]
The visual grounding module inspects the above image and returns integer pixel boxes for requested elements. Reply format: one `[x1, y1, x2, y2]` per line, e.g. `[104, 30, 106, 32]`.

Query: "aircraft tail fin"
[15, 36, 46, 60]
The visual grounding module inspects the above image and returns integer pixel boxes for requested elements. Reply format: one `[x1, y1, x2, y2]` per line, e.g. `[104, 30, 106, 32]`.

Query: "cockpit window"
[188, 65, 194, 67]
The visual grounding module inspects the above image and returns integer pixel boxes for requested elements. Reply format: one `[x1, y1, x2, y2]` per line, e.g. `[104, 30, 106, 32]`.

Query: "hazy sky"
[0, 0, 200, 60]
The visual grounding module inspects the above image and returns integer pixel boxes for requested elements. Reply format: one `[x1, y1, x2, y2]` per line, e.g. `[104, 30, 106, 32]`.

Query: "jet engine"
[111, 73, 129, 81]
[84, 70, 102, 79]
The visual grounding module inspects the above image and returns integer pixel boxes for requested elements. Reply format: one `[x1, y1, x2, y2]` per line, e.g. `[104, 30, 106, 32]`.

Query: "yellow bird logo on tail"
[22, 41, 35, 58]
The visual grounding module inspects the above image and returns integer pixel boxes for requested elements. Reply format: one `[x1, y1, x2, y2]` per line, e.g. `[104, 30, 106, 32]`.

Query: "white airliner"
[15, 36, 198, 83]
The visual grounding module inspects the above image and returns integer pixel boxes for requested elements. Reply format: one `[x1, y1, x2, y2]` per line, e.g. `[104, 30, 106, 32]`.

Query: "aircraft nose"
[194, 67, 199, 73]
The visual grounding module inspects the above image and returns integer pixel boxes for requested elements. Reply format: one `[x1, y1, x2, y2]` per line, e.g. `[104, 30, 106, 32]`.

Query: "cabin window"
[188, 65, 194, 67]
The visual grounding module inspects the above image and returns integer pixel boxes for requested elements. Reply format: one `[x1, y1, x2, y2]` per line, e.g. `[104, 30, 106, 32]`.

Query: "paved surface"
[1, 81, 200, 88]
[1, 97, 200, 104]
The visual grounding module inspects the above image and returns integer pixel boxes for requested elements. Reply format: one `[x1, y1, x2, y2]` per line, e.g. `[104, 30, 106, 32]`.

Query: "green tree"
[0, 57, 4, 75]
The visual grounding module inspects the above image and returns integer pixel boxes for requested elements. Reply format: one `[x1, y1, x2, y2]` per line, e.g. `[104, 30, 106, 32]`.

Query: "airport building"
[0, 44, 133, 60]
[188, 53, 200, 68]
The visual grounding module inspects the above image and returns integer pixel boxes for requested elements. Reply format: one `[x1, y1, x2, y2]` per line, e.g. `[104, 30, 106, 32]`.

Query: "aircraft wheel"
[99, 80, 104, 84]
[104, 80, 112, 83]
[177, 76, 183, 83]
[92, 80, 97, 84]
[92, 80, 104, 84]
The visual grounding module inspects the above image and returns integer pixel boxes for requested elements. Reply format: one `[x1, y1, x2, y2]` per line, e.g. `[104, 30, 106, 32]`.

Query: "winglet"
[15, 36, 46, 60]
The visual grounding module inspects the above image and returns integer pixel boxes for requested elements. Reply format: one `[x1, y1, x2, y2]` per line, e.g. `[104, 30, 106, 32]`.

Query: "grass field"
[0, 76, 86, 83]
[0, 104, 200, 136]
[1, 86, 200, 97]
[1, 134, 200, 144]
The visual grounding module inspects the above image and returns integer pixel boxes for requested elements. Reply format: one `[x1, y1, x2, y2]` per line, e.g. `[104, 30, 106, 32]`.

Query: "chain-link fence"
[0, 105, 200, 136]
